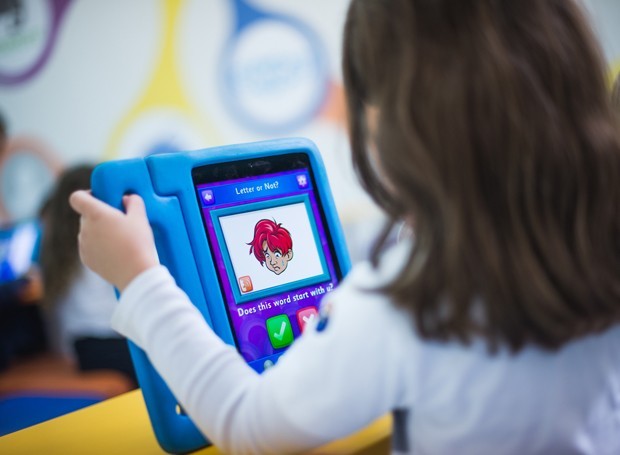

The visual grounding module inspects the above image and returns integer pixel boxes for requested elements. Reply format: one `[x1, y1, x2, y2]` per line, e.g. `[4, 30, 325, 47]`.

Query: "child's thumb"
[70, 190, 113, 218]
[123, 194, 148, 220]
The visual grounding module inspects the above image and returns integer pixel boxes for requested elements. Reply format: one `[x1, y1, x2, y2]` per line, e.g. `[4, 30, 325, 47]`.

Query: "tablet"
[92, 138, 350, 454]
[0, 221, 40, 285]
[192, 153, 343, 371]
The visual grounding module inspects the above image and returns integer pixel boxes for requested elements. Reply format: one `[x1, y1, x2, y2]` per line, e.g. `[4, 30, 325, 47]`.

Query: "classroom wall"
[0, 0, 619, 258]
[0, 0, 372, 225]
[586, 0, 620, 69]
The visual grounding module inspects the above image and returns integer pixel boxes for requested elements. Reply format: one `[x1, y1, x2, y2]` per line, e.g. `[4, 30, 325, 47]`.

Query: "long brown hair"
[40, 165, 94, 304]
[343, 0, 620, 351]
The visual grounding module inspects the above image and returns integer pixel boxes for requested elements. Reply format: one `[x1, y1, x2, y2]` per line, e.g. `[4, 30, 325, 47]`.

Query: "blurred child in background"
[0, 112, 46, 371]
[40, 165, 135, 385]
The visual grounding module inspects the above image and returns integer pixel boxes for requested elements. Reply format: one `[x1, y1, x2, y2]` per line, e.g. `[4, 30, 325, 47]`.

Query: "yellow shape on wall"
[611, 60, 620, 85]
[105, 0, 220, 160]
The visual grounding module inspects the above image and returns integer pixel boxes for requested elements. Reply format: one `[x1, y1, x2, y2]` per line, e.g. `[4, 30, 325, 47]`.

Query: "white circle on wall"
[0, 152, 55, 221]
[223, 19, 326, 131]
[0, 1, 52, 74]
[115, 109, 208, 159]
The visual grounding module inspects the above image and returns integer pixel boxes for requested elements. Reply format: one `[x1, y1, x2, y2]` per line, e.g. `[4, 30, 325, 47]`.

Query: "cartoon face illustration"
[262, 243, 294, 275]
[248, 219, 294, 275]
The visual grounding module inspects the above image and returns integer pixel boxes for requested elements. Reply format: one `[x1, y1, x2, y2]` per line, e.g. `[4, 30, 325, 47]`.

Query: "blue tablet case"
[91, 138, 351, 454]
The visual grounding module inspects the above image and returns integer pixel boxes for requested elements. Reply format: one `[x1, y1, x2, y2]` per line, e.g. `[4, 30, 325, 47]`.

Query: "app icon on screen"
[296, 174, 308, 189]
[238, 276, 253, 293]
[266, 314, 294, 349]
[201, 189, 215, 205]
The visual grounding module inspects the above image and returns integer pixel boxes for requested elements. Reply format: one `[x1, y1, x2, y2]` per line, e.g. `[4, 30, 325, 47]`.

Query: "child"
[40, 165, 136, 385]
[70, 0, 620, 453]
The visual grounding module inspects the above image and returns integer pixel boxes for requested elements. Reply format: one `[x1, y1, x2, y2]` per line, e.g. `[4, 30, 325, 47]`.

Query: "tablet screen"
[0, 221, 39, 284]
[193, 154, 342, 371]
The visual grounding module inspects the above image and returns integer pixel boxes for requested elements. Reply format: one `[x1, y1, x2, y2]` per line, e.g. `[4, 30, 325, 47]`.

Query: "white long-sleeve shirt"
[48, 265, 120, 359]
[111, 245, 620, 454]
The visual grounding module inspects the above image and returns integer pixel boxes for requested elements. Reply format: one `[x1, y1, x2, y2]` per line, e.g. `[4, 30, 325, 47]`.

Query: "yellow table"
[0, 390, 391, 454]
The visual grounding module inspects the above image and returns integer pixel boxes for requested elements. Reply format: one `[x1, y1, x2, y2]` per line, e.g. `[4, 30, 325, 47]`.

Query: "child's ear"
[286, 251, 294, 260]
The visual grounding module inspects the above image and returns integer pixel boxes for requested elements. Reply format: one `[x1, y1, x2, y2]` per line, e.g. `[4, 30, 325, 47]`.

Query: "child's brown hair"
[343, 0, 620, 351]
[40, 165, 95, 304]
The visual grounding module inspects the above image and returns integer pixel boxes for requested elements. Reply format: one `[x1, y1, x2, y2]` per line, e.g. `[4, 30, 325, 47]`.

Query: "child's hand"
[69, 191, 158, 293]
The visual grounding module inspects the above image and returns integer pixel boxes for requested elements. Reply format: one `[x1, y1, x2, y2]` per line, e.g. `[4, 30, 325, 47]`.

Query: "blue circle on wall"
[0, 152, 55, 220]
[220, 0, 329, 134]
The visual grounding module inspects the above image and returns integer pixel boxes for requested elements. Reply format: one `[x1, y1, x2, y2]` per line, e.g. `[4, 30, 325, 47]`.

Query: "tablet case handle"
[92, 159, 210, 453]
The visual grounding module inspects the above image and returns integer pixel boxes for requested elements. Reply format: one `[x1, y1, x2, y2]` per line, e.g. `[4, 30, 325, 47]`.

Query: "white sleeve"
[111, 265, 408, 454]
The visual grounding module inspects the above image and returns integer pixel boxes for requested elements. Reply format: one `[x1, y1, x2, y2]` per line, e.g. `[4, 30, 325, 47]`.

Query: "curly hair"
[247, 219, 293, 265]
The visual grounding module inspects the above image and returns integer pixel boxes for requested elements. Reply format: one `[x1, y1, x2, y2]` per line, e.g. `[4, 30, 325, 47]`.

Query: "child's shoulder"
[319, 241, 413, 334]
[346, 240, 412, 289]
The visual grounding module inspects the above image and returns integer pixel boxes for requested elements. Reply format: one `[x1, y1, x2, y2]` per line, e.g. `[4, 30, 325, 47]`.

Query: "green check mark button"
[266, 314, 294, 349]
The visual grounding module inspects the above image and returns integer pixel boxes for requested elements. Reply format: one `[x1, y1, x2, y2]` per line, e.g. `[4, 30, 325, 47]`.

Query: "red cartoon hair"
[248, 219, 293, 264]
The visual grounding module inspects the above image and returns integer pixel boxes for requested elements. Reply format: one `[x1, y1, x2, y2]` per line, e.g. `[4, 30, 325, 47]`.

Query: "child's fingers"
[68, 190, 92, 215]
[69, 190, 119, 219]
[123, 194, 147, 220]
